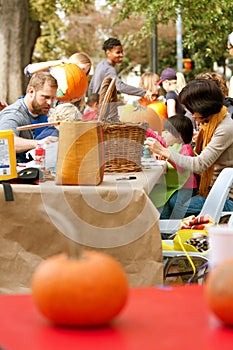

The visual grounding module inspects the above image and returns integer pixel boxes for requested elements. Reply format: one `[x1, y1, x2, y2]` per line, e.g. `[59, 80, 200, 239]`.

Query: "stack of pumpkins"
[119, 102, 167, 136]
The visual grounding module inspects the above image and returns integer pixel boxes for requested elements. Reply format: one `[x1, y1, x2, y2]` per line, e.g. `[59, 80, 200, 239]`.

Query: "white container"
[207, 225, 233, 270]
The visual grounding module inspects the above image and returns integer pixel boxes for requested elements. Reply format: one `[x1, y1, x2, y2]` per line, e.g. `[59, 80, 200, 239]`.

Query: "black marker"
[116, 176, 137, 181]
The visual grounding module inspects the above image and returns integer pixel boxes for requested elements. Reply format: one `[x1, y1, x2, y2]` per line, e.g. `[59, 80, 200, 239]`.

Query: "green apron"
[149, 143, 191, 208]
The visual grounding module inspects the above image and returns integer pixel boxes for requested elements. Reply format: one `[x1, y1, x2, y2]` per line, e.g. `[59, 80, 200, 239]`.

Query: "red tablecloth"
[0, 285, 233, 350]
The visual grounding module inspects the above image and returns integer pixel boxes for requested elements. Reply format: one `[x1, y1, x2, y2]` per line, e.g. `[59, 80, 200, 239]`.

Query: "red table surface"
[0, 285, 233, 350]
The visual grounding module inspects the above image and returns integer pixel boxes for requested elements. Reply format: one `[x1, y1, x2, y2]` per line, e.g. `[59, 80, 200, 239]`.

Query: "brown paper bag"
[56, 121, 104, 185]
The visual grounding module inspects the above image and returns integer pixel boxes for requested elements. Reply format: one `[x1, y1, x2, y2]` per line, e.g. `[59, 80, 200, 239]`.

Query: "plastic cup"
[207, 225, 233, 270]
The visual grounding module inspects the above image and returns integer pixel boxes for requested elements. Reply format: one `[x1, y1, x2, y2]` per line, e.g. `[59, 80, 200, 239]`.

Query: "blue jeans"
[182, 195, 233, 217]
[159, 188, 198, 219]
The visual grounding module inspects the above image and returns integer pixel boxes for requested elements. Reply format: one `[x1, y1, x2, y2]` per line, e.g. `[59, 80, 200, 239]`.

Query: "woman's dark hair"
[164, 114, 194, 144]
[103, 38, 122, 51]
[178, 79, 224, 119]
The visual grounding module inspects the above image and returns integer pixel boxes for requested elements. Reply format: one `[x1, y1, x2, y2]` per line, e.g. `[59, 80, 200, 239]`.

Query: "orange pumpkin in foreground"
[205, 258, 233, 326]
[50, 63, 88, 102]
[119, 105, 163, 135]
[31, 251, 129, 327]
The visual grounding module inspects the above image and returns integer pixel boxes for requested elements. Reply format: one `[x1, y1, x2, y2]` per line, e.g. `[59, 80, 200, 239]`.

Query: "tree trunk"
[0, 0, 40, 104]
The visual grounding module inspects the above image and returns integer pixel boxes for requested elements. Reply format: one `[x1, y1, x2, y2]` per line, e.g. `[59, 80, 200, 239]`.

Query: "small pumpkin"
[119, 105, 163, 135]
[31, 251, 129, 327]
[147, 101, 168, 121]
[50, 63, 88, 102]
[205, 258, 233, 326]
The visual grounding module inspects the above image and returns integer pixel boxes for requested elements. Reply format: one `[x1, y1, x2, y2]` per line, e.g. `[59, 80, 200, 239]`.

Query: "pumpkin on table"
[119, 105, 163, 135]
[31, 250, 129, 327]
[50, 63, 88, 102]
[205, 258, 233, 326]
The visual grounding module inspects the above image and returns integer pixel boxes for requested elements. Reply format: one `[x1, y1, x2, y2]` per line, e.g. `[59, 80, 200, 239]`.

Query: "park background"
[0, 0, 232, 104]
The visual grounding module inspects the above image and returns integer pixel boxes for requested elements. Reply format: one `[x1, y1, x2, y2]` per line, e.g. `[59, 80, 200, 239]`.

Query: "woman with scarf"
[145, 79, 233, 218]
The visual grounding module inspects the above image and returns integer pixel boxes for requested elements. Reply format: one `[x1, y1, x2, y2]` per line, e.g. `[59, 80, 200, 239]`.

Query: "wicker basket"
[103, 122, 148, 173]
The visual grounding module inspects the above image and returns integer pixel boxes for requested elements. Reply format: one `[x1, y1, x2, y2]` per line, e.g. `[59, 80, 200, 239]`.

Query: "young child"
[158, 68, 186, 117]
[82, 93, 99, 121]
[36, 103, 82, 140]
[147, 114, 198, 219]
[138, 72, 160, 107]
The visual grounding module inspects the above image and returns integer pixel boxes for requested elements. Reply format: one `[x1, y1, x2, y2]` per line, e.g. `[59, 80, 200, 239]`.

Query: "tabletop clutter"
[179, 214, 215, 252]
[1, 118, 150, 186]
[16, 119, 148, 184]
[163, 214, 215, 254]
[1, 73, 164, 186]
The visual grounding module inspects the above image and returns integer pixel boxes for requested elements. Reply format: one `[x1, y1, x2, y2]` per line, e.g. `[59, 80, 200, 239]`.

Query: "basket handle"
[98, 77, 116, 122]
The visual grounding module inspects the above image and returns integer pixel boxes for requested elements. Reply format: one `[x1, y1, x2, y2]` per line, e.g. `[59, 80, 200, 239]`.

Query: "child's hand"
[145, 137, 170, 160]
[192, 129, 199, 143]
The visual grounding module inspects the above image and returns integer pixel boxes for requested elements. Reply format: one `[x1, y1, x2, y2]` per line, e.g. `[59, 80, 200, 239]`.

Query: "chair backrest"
[199, 167, 233, 222]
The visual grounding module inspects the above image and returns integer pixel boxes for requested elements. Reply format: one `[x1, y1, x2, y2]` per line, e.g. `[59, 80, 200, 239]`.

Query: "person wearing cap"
[158, 67, 186, 118]
[227, 32, 233, 98]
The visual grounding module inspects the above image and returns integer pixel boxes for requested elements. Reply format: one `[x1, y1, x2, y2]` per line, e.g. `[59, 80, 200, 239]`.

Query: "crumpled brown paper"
[0, 182, 163, 294]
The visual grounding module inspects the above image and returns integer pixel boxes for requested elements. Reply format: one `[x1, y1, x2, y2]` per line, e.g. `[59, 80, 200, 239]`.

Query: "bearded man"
[0, 72, 58, 162]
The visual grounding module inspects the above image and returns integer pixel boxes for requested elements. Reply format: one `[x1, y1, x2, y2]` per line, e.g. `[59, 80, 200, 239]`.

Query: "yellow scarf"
[195, 106, 227, 197]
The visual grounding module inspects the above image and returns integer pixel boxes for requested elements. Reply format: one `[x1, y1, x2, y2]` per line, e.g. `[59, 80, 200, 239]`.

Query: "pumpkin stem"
[134, 105, 147, 112]
[66, 240, 84, 259]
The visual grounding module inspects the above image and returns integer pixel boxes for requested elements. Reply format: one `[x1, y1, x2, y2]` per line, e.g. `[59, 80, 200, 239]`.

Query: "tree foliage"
[29, 0, 94, 61]
[29, 1, 152, 73]
[3, 0, 232, 102]
[107, 0, 233, 72]
[64, 4, 151, 71]
[29, 0, 233, 77]
[29, 0, 67, 60]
